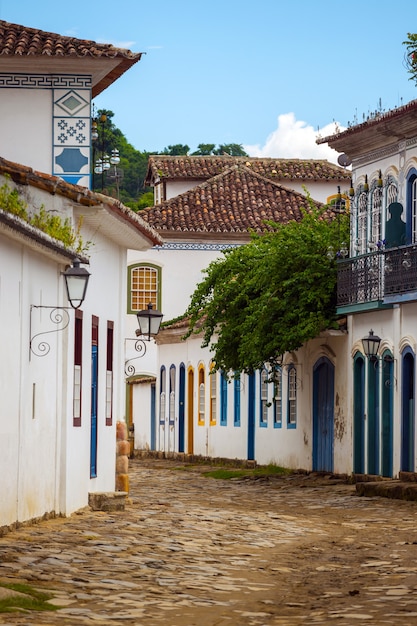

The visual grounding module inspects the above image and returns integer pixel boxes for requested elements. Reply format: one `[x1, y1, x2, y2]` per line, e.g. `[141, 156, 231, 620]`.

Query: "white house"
[128, 160, 352, 473]
[319, 98, 417, 478]
[0, 21, 162, 528]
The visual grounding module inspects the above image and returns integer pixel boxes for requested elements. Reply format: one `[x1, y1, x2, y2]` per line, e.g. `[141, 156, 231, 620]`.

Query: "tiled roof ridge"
[145, 154, 351, 184]
[141, 162, 328, 236]
[146, 163, 322, 212]
[317, 99, 417, 145]
[0, 155, 162, 246]
[0, 19, 141, 59]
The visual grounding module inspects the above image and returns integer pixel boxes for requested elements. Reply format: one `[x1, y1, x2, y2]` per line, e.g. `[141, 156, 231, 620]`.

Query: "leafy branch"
[184, 199, 349, 375]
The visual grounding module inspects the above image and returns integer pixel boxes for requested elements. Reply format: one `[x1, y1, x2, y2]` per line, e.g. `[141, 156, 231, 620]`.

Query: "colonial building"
[0, 21, 161, 528]
[319, 99, 417, 477]
[128, 158, 351, 473]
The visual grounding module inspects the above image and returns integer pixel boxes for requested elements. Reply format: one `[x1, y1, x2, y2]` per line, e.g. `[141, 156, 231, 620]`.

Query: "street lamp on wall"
[30, 258, 91, 358]
[361, 329, 382, 359]
[136, 303, 163, 341]
[63, 258, 91, 309]
[125, 303, 164, 376]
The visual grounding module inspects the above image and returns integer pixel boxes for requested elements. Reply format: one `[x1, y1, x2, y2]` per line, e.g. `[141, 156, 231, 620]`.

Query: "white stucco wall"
[0, 89, 52, 173]
[0, 231, 67, 526]
[139, 329, 351, 474]
[163, 178, 349, 206]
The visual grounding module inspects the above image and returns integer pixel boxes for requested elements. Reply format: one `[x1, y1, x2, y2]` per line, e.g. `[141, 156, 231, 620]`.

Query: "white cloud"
[244, 113, 345, 165]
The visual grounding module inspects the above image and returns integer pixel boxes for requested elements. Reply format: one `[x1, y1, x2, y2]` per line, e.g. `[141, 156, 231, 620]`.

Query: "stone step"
[88, 492, 128, 512]
[356, 481, 417, 501]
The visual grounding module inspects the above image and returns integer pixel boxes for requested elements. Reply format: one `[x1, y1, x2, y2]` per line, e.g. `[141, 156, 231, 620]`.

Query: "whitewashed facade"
[320, 99, 417, 478]
[0, 21, 161, 527]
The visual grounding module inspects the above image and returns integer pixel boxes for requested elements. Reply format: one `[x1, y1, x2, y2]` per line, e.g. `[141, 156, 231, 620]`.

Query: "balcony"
[337, 245, 417, 313]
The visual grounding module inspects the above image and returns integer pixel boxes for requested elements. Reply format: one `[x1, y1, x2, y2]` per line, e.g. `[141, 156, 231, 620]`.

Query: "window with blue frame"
[260, 368, 268, 427]
[273, 367, 282, 428]
[169, 365, 176, 426]
[220, 371, 228, 426]
[209, 362, 217, 426]
[198, 365, 205, 426]
[287, 365, 297, 428]
[406, 168, 417, 244]
[234, 374, 241, 427]
[159, 366, 166, 425]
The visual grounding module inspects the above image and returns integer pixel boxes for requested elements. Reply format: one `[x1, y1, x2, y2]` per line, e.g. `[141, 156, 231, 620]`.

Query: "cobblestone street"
[1, 458, 417, 625]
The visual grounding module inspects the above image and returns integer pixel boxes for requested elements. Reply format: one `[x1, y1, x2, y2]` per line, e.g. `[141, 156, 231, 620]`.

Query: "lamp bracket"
[124, 338, 147, 377]
[29, 305, 72, 359]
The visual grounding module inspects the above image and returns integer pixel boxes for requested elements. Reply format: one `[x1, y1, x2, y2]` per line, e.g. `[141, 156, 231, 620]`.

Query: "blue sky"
[1, 0, 416, 163]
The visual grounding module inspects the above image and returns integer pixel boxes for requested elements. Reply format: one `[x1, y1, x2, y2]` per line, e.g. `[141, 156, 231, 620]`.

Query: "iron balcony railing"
[337, 245, 417, 307]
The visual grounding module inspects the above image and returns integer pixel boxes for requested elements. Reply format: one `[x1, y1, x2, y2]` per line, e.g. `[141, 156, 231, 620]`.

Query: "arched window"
[220, 370, 228, 426]
[169, 365, 176, 425]
[127, 263, 161, 313]
[287, 365, 297, 428]
[406, 169, 417, 244]
[234, 374, 241, 427]
[357, 191, 368, 254]
[260, 368, 269, 427]
[273, 366, 282, 428]
[370, 186, 382, 247]
[198, 365, 205, 426]
[159, 366, 166, 425]
[209, 362, 217, 426]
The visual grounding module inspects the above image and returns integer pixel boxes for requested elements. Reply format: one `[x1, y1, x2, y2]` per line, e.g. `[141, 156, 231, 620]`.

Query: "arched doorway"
[313, 357, 335, 472]
[353, 354, 366, 473]
[187, 367, 194, 454]
[401, 349, 415, 472]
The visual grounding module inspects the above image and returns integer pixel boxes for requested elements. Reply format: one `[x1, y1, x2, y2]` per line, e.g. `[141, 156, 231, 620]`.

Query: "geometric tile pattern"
[53, 87, 92, 186]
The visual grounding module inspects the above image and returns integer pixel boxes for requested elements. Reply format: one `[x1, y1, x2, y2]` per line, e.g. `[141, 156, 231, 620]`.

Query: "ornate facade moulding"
[0, 73, 91, 89]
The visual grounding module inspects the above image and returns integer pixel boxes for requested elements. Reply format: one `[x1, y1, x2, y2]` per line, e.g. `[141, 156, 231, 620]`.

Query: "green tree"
[404, 33, 417, 85]
[185, 202, 349, 375]
[192, 144, 216, 155]
[162, 144, 190, 156]
[213, 143, 249, 157]
[92, 109, 151, 204]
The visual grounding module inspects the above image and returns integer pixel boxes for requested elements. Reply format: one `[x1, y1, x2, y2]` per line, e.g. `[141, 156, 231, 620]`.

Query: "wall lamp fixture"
[362, 329, 396, 387]
[29, 258, 91, 358]
[125, 303, 163, 376]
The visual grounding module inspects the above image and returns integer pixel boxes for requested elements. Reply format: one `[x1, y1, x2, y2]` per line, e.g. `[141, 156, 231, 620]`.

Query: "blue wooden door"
[353, 355, 366, 473]
[150, 383, 156, 450]
[90, 343, 98, 478]
[247, 373, 255, 461]
[381, 353, 394, 477]
[178, 364, 185, 453]
[401, 351, 415, 472]
[313, 357, 334, 472]
[367, 358, 379, 475]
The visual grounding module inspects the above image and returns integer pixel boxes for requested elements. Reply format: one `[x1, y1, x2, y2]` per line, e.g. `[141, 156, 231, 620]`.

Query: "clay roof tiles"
[0, 20, 142, 96]
[141, 164, 329, 238]
[145, 155, 351, 185]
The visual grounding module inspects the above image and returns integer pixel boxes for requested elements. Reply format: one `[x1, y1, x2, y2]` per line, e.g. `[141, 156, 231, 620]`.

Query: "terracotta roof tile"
[145, 155, 350, 186]
[141, 164, 329, 238]
[0, 20, 142, 96]
[0, 155, 162, 247]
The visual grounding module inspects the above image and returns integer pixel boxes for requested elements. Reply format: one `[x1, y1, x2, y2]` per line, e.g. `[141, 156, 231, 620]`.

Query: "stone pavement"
[1, 459, 417, 625]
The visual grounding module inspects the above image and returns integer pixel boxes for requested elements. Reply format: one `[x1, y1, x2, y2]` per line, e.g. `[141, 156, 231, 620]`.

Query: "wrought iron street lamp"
[362, 329, 381, 359]
[125, 303, 164, 376]
[63, 258, 91, 310]
[136, 302, 163, 341]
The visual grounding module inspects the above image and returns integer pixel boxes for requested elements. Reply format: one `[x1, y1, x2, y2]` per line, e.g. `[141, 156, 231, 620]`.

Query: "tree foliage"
[403, 33, 417, 85]
[185, 203, 349, 374]
[161, 144, 190, 156]
[213, 143, 248, 156]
